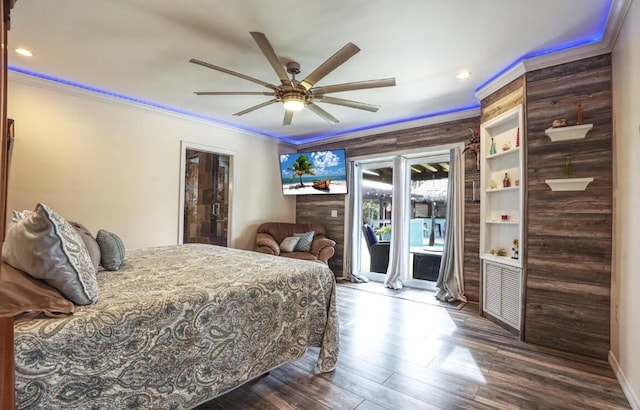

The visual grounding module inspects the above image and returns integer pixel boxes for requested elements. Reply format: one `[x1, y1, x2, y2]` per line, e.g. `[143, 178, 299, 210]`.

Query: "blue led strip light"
[476, 0, 611, 93]
[296, 103, 481, 145]
[8, 65, 301, 145]
[8, 0, 611, 147]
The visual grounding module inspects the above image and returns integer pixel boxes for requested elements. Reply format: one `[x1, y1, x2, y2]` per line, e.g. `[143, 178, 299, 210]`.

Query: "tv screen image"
[279, 149, 348, 195]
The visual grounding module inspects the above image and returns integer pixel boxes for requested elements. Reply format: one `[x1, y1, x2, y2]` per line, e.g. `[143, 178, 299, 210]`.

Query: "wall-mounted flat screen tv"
[279, 149, 348, 196]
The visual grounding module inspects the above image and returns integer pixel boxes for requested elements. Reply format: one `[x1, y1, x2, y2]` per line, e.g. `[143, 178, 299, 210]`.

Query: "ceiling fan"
[189, 32, 396, 126]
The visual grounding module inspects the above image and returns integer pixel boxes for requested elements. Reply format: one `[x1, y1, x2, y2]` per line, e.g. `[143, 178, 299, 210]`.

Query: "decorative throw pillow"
[70, 222, 101, 272]
[96, 229, 125, 271]
[0, 263, 74, 322]
[2, 203, 98, 305]
[279, 236, 301, 253]
[293, 231, 314, 252]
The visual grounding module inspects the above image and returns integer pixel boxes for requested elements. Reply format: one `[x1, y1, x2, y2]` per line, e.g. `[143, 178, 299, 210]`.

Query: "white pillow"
[280, 236, 301, 253]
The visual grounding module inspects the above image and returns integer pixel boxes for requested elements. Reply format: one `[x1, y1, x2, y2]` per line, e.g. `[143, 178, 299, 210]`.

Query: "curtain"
[346, 161, 369, 283]
[384, 156, 409, 289]
[435, 148, 467, 303]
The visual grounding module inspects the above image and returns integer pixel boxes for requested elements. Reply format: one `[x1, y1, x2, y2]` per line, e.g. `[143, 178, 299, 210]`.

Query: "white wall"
[612, 0, 640, 406]
[6, 75, 296, 251]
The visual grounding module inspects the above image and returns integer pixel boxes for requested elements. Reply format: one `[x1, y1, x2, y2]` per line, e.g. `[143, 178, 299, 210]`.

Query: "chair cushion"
[364, 225, 379, 247]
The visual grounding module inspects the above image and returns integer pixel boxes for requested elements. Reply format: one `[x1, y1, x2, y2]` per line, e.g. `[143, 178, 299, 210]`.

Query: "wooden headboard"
[1, 1, 17, 409]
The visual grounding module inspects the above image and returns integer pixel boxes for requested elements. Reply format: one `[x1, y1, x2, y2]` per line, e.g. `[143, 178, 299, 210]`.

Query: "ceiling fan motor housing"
[286, 61, 301, 75]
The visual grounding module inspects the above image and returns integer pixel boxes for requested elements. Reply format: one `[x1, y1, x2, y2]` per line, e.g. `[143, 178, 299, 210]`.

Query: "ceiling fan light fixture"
[282, 93, 305, 111]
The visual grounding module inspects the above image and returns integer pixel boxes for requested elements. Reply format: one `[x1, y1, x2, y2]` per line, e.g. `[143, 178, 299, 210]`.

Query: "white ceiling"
[7, 0, 620, 144]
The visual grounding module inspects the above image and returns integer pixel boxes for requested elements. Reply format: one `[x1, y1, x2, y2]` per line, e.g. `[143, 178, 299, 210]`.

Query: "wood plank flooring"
[195, 283, 630, 409]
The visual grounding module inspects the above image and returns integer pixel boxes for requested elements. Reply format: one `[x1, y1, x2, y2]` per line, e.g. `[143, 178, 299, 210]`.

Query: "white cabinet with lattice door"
[480, 104, 524, 332]
[483, 260, 521, 330]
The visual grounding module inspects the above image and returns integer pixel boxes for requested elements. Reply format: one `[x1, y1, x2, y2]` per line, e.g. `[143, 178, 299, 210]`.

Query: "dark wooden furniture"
[0, 316, 14, 410]
[411, 250, 442, 281]
[1, 2, 17, 409]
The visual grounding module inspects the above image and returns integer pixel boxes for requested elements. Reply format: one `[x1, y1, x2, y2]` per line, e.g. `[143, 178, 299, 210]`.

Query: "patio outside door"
[181, 146, 231, 246]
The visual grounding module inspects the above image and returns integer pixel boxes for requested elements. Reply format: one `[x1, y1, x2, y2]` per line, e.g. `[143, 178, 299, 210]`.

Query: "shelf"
[486, 186, 519, 193]
[545, 177, 594, 191]
[486, 220, 519, 225]
[545, 123, 593, 142]
[481, 253, 521, 268]
[487, 147, 519, 160]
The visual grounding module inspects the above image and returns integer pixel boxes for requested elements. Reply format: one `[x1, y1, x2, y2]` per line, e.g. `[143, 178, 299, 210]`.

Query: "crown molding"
[7, 69, 298, 147]
[476, 0, 632, 102]
[297, 107, 480, 150]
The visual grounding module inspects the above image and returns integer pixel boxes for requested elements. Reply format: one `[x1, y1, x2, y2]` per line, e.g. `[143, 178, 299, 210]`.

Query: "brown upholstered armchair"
[255, 222, 336, 264]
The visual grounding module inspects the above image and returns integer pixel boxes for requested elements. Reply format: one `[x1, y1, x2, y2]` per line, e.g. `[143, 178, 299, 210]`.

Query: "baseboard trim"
[609, 350, 640, 410]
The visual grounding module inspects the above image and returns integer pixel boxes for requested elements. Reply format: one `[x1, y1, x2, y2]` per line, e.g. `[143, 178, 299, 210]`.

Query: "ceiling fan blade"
[283, 110, 294, 126]
[250, 32, 293, 87]
[190, 58, 277, 90]
[307, 103, 339, 125]
[299, 43, 360, 91]
[194, 91, 275, 96]
[313, 78, 396, 95]
[233, 99, 279, 116]
[315, 95, 379, 112]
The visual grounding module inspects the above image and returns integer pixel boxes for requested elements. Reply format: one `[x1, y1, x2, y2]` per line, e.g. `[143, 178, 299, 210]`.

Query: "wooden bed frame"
[0, 317, 14, 410]
[1, 2, 18, 409]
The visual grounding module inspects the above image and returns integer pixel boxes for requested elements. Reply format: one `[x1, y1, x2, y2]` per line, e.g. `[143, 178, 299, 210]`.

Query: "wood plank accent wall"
[297, 116, 482, 302]
[523, 54, 612, 359]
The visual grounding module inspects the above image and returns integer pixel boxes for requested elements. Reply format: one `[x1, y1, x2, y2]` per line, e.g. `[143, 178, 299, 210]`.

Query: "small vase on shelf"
[489, 137, 497, 155]
[576, 104, 584, 125]
[503, 173, 511, 187]
[565, 156, 573, 178]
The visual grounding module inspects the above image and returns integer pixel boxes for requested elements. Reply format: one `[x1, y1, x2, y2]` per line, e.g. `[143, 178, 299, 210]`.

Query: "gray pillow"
[293, 231, 314, 252]
[2, 203, 98, 305]
[70, 222, 101, 272]
[96, 230, 125, 271]
[280, 236, 300, 253]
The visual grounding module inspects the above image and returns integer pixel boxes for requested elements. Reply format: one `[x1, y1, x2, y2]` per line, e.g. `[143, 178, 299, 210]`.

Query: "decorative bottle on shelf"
[565, 156, 573, 178]
[576, 104, 584, 125]
[489, 137, 497, 155]
[503, 172, 510, 187]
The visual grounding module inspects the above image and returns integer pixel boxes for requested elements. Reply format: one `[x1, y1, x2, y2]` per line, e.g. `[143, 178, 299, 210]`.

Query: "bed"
[12, 243, 339, 409]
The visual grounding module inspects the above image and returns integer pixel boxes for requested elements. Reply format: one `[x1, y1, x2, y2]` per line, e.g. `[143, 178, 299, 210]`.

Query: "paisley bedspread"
[13, 244, 339, 409]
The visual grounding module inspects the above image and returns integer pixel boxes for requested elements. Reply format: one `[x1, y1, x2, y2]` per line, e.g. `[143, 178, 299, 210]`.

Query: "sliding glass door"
[405, 154, 449, 289]
[354, 151, 450, 289]
[358, 160, 393, 282]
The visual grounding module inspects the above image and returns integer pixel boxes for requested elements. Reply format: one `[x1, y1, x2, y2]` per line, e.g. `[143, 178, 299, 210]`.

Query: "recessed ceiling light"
[15, 48, 34, 57]
[456, 71, 471, 80]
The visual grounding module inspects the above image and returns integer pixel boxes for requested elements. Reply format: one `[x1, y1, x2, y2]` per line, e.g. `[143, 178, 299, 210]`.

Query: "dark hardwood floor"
[196, 282, 630, 409]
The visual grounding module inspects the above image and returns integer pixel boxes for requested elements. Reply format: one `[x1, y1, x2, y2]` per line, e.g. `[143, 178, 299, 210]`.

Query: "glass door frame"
[404, 152, 450, 290]
[355, 158, 394, 283]
[178, 141, 235, 245]
[350, 146, 454, 288]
